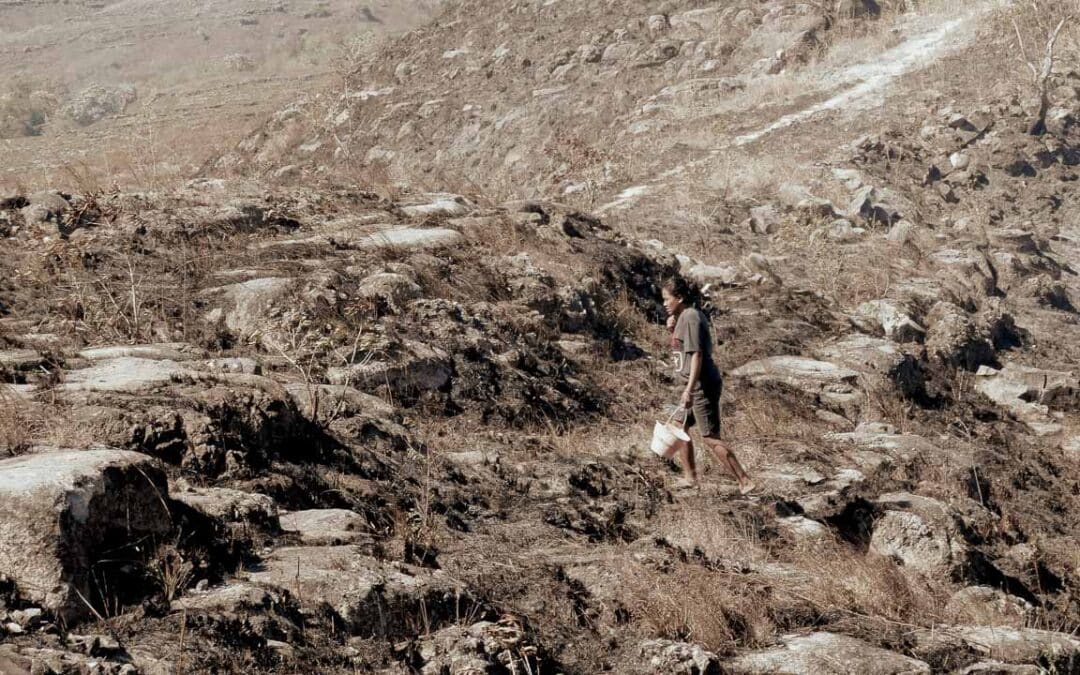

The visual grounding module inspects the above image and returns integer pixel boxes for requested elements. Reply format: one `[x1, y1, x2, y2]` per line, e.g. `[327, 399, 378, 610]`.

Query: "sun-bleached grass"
[0, 385, 34, 457]
[624, 560, 776, 655]
[771, 220, 899, 309]
[0, 384, 95, 455]
[621, 517, 947, 654]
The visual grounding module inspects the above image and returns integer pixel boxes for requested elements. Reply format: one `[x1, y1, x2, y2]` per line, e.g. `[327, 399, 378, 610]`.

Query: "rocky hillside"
[223, 0, 948, 203]
[3, 0, 1080, 673]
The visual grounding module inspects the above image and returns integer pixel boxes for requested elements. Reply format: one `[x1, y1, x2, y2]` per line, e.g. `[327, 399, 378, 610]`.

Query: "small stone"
[887, 220, 916, 243]
[947, 113, 977, 131]
[11, 608, 42, 629]
[950, 151, 971, 170]
[749, 205, 780, 234]
[823, 218, 866, 243]
[777, 516, 829, 541]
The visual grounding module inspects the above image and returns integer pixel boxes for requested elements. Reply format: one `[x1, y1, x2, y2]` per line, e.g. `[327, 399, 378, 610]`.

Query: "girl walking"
[662, 278, 755, 495]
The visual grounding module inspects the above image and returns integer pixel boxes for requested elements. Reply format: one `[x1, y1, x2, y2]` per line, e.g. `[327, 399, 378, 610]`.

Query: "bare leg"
[676, 439, 697, 486]
[701, 436, 754, 493]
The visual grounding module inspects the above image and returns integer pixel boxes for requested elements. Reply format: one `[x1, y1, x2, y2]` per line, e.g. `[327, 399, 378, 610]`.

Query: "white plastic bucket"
[650, 410, 690, 459]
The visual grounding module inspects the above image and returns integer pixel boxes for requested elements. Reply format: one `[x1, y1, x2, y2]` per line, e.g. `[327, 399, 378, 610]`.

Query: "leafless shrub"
[1011, 0, 1080, 134]
[0, 78, 61, 139]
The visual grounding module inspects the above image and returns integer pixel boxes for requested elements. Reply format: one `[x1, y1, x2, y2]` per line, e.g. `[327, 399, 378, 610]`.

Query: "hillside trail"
[598, 1, 998, 215]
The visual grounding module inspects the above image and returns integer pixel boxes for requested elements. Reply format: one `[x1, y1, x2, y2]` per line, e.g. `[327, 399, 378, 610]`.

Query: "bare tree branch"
[1013, 17, 1040, 80]
[1013, 2, 1074, 136]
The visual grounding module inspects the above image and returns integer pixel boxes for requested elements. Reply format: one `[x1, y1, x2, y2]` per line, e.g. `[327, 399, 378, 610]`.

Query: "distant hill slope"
[0, 0, 439, 189]
[224, 0, 918, 200]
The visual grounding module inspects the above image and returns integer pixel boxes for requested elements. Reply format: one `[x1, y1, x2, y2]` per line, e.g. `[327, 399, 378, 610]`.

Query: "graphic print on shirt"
[671, 333, 684, 375]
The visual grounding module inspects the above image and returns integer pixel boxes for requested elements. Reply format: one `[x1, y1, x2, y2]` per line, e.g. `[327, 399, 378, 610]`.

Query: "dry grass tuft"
[776, 541, 945, 628]
[725, 386, 830, 447]
[0, 389, 89, 455]
[625, 562, 776, 655]
[147, 544, 196, 604]
[624, 533, 946, 655]
[0, 385, 36, 457]
[771, 219, 899, 308]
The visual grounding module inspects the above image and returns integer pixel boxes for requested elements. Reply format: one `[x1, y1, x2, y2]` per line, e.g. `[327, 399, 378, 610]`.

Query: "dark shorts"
[684, 377, 723, 438]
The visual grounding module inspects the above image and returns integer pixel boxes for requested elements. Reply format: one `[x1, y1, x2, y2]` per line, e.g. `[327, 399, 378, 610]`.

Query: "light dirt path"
[598, 3, 995, 214]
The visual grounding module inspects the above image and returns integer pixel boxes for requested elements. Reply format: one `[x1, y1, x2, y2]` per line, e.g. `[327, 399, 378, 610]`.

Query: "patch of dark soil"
[543, 500, 637, 543]
[958, 550, 1041, 605]
[553, 566, 600, 629]
[568, 462, 614, 498]
[825, 498, 880, 549]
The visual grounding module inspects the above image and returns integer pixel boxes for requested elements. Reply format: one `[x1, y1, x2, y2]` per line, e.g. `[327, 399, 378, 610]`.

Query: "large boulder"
[957, 663, 1041, 674]
[172, 486, 279, 528]
[731, 357, 859, 389]
[328, 340, 452, 396]
[869, 492, 970, 575]
[928, 249, 998, 298]
[669, 7, 726, 35]
[0, 349, 44, 383]
[284, 382, 395, 422]
[686, 261, 742, 287]
[0, 449, 171, 622]
[777, 184, 838, 219]
[851, 300, 925, 343]
[63, 368, 307, 476]
[62, 83, 137, 126]
[944, 586, 1033, 626]
[912, 626, 1080, 672]
[78, 343, 205, 362]
[60, 357, 188, 393]
[870, 510, 958, 575]
[636, 639, 720, 674]
[826, 423, 938, 472]
[725, 632, 930, 674]
[730, 356, 861, 412]
[975, 363, 1074, 437]
[171, 581, 285, 616]
[847, 185, 909, 226]
[924, 302, 995, 370]
[278, 509, 370, 546]
[19, 191, 70, 229]
[813, 335, 923, 400]
[356, 272, 422, 311]
[413, 620, 548, 675]
[837, 0, 881, 18]
[749, 204, 780, 234]
[355, 227, 463, 250]
[203, 277, 294, 344]
[398, 193, 470, 218]
[245, 545, 471, 637]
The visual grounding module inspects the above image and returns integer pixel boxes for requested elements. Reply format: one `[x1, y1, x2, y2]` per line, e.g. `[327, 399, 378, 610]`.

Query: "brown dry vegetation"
[3, 0, 1080, 673]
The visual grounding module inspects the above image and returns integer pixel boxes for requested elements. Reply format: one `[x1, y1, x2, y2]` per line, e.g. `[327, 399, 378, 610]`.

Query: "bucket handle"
[665, 407, 688, 426]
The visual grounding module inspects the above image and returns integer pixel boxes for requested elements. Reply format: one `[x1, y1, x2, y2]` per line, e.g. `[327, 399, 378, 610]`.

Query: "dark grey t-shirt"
[671, 308, 721, 384]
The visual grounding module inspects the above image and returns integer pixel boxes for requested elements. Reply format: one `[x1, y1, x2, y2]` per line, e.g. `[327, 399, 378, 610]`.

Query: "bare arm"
[682, 352, 702, 407]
